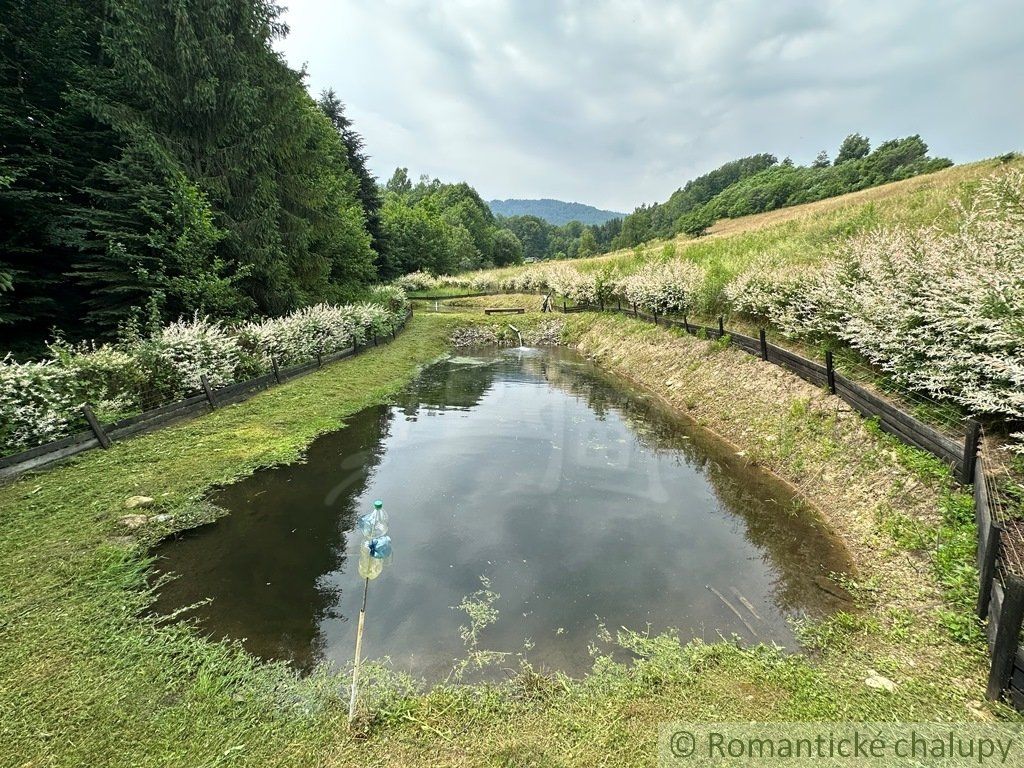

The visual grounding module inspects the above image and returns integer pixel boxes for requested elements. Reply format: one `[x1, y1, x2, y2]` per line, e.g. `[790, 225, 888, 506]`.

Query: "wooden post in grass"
[977, 474, 999, 619]
[632, 302, 637, 317]
[200, 374, 218, 408]
[825, 350, 836, 395]
[271, 357, 281, 384]
[759, 329, 768, 361]
[316, 352, 323, 368]
[684, 316, 690, 334]
[987, 573, 1024, 700]
[81, 404, 110, 449]
[348, 576, 370, 724]
[718, 317, 725, 338]
[962, 419, 982, 484]
[563, 299, 567, 313]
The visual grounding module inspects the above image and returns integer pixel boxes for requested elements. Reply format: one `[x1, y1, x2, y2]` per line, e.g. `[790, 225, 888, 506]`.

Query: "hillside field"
[471, 157, 1023, 288]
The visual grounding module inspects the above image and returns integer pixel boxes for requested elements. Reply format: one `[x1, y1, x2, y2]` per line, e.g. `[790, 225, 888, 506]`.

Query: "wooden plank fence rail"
[0, 312, 412, 482]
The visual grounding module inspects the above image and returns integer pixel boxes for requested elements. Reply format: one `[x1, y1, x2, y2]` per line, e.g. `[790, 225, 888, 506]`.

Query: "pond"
[152, 347, 855, 680]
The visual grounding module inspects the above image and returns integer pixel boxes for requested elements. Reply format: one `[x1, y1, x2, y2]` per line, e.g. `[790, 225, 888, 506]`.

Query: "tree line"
[1, 0, 387, 352]
[612, 134, 953, 248]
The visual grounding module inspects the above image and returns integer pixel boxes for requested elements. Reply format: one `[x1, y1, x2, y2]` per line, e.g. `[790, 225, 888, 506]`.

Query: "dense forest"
[488, 198, 624, 226]
[0, 0, 382, 351]
[376, 169, 524, 278]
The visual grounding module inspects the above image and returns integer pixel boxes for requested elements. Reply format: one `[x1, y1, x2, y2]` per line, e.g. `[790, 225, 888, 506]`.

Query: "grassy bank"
[0, 311, 1014, 768]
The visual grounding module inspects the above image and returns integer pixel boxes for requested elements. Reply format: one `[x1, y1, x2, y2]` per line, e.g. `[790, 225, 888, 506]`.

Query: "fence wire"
[983, 425, 1024, 577]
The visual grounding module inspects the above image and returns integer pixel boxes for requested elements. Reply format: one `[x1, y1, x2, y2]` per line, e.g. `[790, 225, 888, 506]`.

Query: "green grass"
[0, 311, 1015, 768]
[408, 287, 488, 298]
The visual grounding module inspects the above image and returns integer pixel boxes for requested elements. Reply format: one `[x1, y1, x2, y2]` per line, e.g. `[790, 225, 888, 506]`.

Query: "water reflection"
[152, 348, 854, 679]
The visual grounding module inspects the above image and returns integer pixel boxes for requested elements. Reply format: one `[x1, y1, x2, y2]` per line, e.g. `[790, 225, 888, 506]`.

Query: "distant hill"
[488, 198, 625, 226]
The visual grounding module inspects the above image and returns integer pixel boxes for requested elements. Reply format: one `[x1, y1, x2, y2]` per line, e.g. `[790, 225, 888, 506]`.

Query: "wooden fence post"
[961, 419, 982, 484]
[825, 349, 836, 394]
[81, 404, 111, 449]
[718, 317, 725, 338]
[271, 357, 281, 384]
[200, 375, 218, 409]
[978, 529, 1000, 619]
[684, 316, 690, 334]
[316, 352, 323, 368]
[563, 299, 567, 313]
[652, 310, 658, 325]
[987, 573, 1024, 700]
[759, 329, 768, 361]
[632, 302, 637, 317]
[617, 299, 622, 312]
[599, 297, 604, 311]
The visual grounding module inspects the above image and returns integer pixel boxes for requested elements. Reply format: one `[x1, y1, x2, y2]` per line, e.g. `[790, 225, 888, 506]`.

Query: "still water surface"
[153, 347, 854, 679]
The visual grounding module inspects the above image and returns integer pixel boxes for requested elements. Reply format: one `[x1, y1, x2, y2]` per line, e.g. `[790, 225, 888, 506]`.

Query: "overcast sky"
[277, 0, 1024, 212]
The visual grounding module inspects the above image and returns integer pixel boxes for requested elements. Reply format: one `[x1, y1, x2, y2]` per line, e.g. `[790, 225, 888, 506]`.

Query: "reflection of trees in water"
[154, 404, 394, 674]
[302, 405, 394, 667]
[396, 357, 497, 415]
[516, 350, 856, 618]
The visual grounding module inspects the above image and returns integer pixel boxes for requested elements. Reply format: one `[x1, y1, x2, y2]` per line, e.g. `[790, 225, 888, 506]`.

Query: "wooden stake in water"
[348, 576, 370, 724]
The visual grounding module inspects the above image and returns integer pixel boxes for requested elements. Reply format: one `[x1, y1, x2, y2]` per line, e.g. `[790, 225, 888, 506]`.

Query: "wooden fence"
[555, 301, 1023, 706]
[0, 312, 413, 482]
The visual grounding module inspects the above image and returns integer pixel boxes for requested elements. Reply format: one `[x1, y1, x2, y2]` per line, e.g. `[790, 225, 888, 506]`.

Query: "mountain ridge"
[488, 198, 624, 226]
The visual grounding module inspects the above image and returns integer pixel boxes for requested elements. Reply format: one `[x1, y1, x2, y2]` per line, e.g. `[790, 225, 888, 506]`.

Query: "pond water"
[152, 347, 854, 680]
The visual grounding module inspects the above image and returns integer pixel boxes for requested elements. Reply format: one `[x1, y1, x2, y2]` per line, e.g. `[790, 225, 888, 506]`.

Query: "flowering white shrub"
[0, 357, 81, 451]
[144, 315, 243, 393]
[613, 260, 704, 314]
[240, 300, 403, 367]
[725, 256, 851, 341]
[724, 254, 808, 321]
[0, 291, 409, 455]
[545, 264, 600, 305]
[393, 271, 438, 292]
[496, 265, 549, 294]
[727, 170, 1024, 421]
[241, 305, 350, 367]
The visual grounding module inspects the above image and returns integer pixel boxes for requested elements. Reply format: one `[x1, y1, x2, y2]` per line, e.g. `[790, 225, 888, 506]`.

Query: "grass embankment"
[0, 310, 1013, 768]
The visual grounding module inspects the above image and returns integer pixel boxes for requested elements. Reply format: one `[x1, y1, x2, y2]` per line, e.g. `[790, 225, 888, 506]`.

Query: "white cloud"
[277, 0, 1024, 211]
